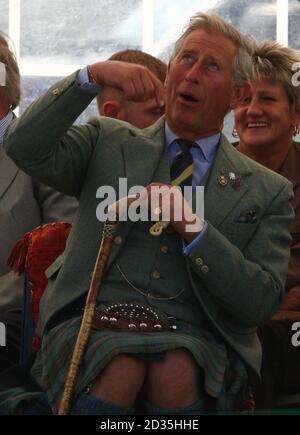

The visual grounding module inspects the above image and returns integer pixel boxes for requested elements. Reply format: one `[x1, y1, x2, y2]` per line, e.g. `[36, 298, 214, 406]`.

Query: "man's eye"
[243, 97, 251, 104]
[206, 61, 220, 71]
[263, 96, 276, 101]
[180, 53, 195, 64]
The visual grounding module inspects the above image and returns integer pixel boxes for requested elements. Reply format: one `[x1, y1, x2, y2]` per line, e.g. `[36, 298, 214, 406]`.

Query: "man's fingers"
[124, 70, 161, 103]
[124, 68, 164, 105]
[152, 76, 165, 107]
[122, 80, 139, 101]
[91, 61, 165, 106]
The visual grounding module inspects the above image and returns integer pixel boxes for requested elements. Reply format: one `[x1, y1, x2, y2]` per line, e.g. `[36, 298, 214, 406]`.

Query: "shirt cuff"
[183, 221, 208, 255]
[76, 67, 102, 94]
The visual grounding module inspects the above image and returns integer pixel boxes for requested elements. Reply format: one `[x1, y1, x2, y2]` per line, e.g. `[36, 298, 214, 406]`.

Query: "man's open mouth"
[180, 93, 199, 103]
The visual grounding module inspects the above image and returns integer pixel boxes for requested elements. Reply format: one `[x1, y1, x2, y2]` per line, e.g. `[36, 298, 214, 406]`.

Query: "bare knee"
[146, 348, 201, 408]
[90, 354, 147, 407]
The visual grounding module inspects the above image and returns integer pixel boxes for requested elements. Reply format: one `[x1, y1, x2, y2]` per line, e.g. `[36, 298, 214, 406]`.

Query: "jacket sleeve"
[3, 72, 99, 198]
[32, 179, 78, 224]
[186, 181, 294, 328]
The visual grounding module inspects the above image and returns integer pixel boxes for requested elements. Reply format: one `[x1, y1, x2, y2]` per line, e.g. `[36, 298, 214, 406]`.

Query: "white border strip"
[277, 0, 289, 46]
[142, 0, 154, 53]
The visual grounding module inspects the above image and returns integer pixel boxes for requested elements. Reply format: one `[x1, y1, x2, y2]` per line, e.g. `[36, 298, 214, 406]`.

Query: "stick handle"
[149, 221, 169, 236]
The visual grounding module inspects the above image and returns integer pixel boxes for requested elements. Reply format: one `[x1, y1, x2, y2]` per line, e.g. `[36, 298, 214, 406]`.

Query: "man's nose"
[185, 63, 202, 84]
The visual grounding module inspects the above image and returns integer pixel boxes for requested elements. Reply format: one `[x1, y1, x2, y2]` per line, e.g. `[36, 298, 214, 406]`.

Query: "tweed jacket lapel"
[203, 134, 252, 228]
[0, 147, 19, 199]
[107, 117, 169, 269]
[122, 117, 169, 189]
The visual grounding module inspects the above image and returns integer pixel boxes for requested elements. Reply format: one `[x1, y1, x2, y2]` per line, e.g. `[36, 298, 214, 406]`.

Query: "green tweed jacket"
[3, 72, 294, 375]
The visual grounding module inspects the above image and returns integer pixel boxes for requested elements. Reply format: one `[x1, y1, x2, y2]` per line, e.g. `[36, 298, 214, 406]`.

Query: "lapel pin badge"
[229, 172, 242, 190]
[218, 171, 228, 187]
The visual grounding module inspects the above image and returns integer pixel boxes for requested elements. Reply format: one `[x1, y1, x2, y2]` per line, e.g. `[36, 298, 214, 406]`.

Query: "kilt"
[30, 314, 239, 414]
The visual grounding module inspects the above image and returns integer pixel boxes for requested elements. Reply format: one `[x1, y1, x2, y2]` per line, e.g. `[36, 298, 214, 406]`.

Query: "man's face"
[120, 97, 165, 129]
[234, 78, 300, 149]
[165, 29, 238, 140]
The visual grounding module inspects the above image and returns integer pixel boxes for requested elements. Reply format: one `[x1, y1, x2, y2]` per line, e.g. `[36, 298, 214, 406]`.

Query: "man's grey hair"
[172, 11, 254, 88]
[0, 32, 21, 109]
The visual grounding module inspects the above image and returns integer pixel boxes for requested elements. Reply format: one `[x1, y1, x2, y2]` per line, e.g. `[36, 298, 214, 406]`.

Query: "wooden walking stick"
[57, 195, 138, 415]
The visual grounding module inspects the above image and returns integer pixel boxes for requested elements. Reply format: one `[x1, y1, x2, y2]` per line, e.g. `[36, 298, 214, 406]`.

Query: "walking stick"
[57, 195, 138, 415]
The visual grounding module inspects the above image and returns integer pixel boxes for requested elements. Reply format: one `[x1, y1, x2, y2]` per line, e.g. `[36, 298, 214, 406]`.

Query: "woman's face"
[234, 78, 300, 149]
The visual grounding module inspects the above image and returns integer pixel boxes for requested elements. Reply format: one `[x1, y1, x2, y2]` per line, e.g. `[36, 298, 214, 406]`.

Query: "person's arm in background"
[32, 178, 78, 223]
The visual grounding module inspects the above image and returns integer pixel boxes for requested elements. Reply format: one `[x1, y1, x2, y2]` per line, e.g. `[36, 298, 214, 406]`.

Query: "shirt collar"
[165, 122, 220, 162]
[0, 111, 14, 144]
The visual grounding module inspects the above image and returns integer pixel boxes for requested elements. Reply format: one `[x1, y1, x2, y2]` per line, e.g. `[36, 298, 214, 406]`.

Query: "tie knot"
[178, 139, 197, 155]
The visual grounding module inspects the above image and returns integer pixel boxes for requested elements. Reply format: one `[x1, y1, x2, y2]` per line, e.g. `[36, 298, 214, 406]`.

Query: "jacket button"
[52, 88, 59, 96]
[161, 245, 169, 254]
[152, 271, 161, 279]
[195, 257, 204, 267]
[114, 236, 123, 245]
[201, 265, 209, 274]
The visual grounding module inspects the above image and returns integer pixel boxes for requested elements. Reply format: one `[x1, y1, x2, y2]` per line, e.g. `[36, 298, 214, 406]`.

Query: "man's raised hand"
[88, 61, 165, 108]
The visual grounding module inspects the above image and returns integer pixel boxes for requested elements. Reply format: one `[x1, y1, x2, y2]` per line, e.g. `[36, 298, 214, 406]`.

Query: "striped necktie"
[170, 139, 197, 189]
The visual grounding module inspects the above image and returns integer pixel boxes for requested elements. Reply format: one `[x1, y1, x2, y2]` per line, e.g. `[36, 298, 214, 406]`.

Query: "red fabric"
[7, 222, 72, 352]
[247, 386, 256, 413]
[7, 233, 31, 275]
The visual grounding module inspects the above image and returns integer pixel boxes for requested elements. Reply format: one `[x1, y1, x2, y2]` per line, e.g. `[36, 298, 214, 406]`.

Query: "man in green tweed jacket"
[2, 12, 294, 415]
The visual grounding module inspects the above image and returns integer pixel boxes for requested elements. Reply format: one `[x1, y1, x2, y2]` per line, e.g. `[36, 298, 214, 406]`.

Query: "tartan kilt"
[30, 315, 230, 413]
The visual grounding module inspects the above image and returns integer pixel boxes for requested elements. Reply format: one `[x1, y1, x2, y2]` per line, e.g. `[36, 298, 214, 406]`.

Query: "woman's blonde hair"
[172, 11, 254, 88]
[251, 40, 300, 110]
[0, 32, 21, 109]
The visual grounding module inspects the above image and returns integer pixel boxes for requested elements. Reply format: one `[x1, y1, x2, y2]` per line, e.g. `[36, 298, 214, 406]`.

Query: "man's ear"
[101, 100, 121, 119]
[230, 81, 250, 110]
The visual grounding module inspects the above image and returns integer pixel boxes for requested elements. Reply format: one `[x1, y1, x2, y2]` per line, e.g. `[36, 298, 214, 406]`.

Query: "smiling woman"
[233, 40, 300, 410]
[234, 78, 300, 162]
[234, 41, 300, 169]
